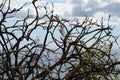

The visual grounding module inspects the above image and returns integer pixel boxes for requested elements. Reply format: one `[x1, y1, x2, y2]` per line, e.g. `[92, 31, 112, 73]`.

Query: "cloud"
[2, 0, 120, 19]
[70, 0, 99, 17]
[60, 0, 120, 17]
[10, 0, 32, 8]
[101, 3, 120, 17]
[53, 3, 67, 16]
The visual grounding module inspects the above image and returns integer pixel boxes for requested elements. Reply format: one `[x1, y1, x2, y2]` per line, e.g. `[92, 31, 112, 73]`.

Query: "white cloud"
[53, 3, 67, 16]
[2, 0, 120, 20]
[4, 0, 48, 19]
[51, 0, 120, 18]
[10, 0, 32, 8]
[1, 0, 120, 49]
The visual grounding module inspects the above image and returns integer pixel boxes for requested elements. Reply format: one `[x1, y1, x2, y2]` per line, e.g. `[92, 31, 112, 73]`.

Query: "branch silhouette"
[0, 0, 120, 80]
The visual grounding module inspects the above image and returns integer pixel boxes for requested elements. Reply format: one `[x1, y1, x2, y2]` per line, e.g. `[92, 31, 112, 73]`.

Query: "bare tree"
[0, 0, 120, 80]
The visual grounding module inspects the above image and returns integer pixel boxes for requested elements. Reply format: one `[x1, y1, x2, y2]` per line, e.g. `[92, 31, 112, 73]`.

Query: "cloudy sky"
[7, 0, 120, 22]
[1, 0, 120, 49]
[48, 0, 120, 17]
[8, 0, 120, 17]
[49, 0, 120, 46]
[10, 0, 120, 26]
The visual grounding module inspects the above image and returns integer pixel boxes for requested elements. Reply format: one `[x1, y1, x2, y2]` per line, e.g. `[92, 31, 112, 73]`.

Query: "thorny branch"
[0, 0, 120, 80]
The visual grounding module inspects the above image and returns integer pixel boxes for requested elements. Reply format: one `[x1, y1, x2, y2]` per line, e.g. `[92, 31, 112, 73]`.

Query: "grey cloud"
[71, 4, 96, 16]
[14, 10, 28, 18]
[65, 0, 120, 17]
[65, 0, 100, 17]
[85, 0, 99, 10]
[71, 5, 84, 16]
[0, 10, 27, 20]
[68, 0, 84, 4]
[101, 3, 120, 17]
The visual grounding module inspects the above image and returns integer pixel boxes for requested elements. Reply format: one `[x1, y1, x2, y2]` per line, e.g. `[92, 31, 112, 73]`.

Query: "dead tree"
[0, 0, 120, 80]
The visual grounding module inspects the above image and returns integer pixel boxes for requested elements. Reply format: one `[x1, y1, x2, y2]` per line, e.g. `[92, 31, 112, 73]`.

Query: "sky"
[6, 0, 120, 25]
[8, 0, 120, 28]
[8, 0, 120, 18]
[47, 0, 120, 17]
[1, 0, 120, 49]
